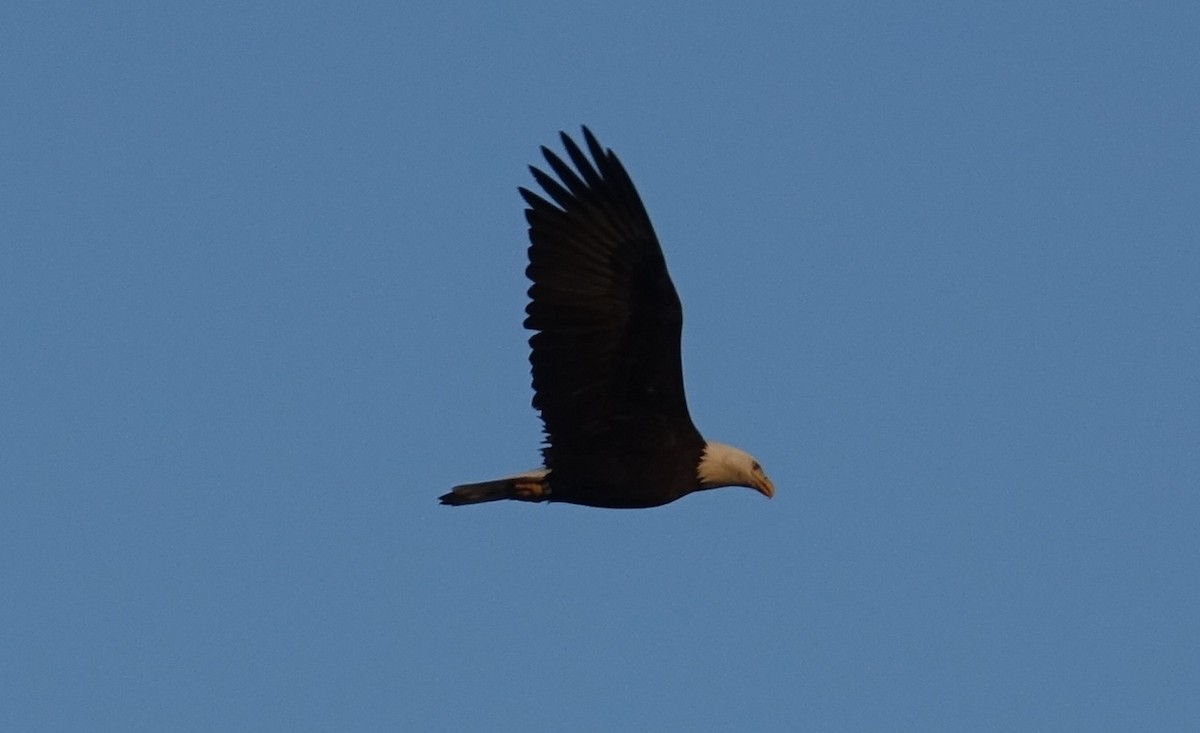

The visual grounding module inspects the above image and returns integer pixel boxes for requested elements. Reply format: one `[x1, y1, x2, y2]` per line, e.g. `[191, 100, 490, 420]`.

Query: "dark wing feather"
[521, 127, 703, 479]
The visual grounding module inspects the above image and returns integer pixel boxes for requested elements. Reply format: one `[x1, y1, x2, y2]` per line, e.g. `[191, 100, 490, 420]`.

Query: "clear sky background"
[3, 3, 1198, 731]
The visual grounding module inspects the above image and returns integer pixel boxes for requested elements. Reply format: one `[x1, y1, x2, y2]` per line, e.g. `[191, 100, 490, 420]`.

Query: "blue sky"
[3, 2, 1198, 730]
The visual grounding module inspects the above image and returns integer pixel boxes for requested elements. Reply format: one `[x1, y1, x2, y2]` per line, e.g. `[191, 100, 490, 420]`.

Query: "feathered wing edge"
[519, 128, 699, 462]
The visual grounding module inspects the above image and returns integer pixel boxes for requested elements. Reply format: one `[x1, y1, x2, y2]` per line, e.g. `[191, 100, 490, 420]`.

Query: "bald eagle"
[440, 127, 774, 508]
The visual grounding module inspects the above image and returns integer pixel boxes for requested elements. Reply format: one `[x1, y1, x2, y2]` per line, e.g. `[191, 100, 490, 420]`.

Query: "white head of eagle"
[698, 442, 775, 498]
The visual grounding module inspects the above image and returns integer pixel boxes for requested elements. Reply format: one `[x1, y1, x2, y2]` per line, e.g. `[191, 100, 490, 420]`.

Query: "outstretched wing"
[520, 127, 702, 471]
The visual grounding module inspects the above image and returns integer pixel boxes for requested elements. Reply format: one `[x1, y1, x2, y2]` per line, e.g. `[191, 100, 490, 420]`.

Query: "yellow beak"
[754, 473, 775, 499]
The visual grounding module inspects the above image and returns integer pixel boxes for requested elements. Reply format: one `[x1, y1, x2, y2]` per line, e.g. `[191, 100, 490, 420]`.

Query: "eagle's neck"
[697, 441, 754, 489]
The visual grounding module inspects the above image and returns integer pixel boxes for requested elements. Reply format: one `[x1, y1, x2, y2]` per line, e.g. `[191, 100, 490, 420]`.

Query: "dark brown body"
[440, 128, 710, 509]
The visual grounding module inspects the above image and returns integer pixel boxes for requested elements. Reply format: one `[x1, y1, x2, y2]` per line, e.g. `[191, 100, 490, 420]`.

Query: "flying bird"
[440, 127, 774, 508]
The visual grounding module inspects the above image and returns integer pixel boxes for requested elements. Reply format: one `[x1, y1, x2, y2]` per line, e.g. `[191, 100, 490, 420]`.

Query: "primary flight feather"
[440, 127, 774, 508]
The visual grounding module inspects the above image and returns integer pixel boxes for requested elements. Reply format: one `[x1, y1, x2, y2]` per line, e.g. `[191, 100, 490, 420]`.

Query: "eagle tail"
[439, 469, 549, 506]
